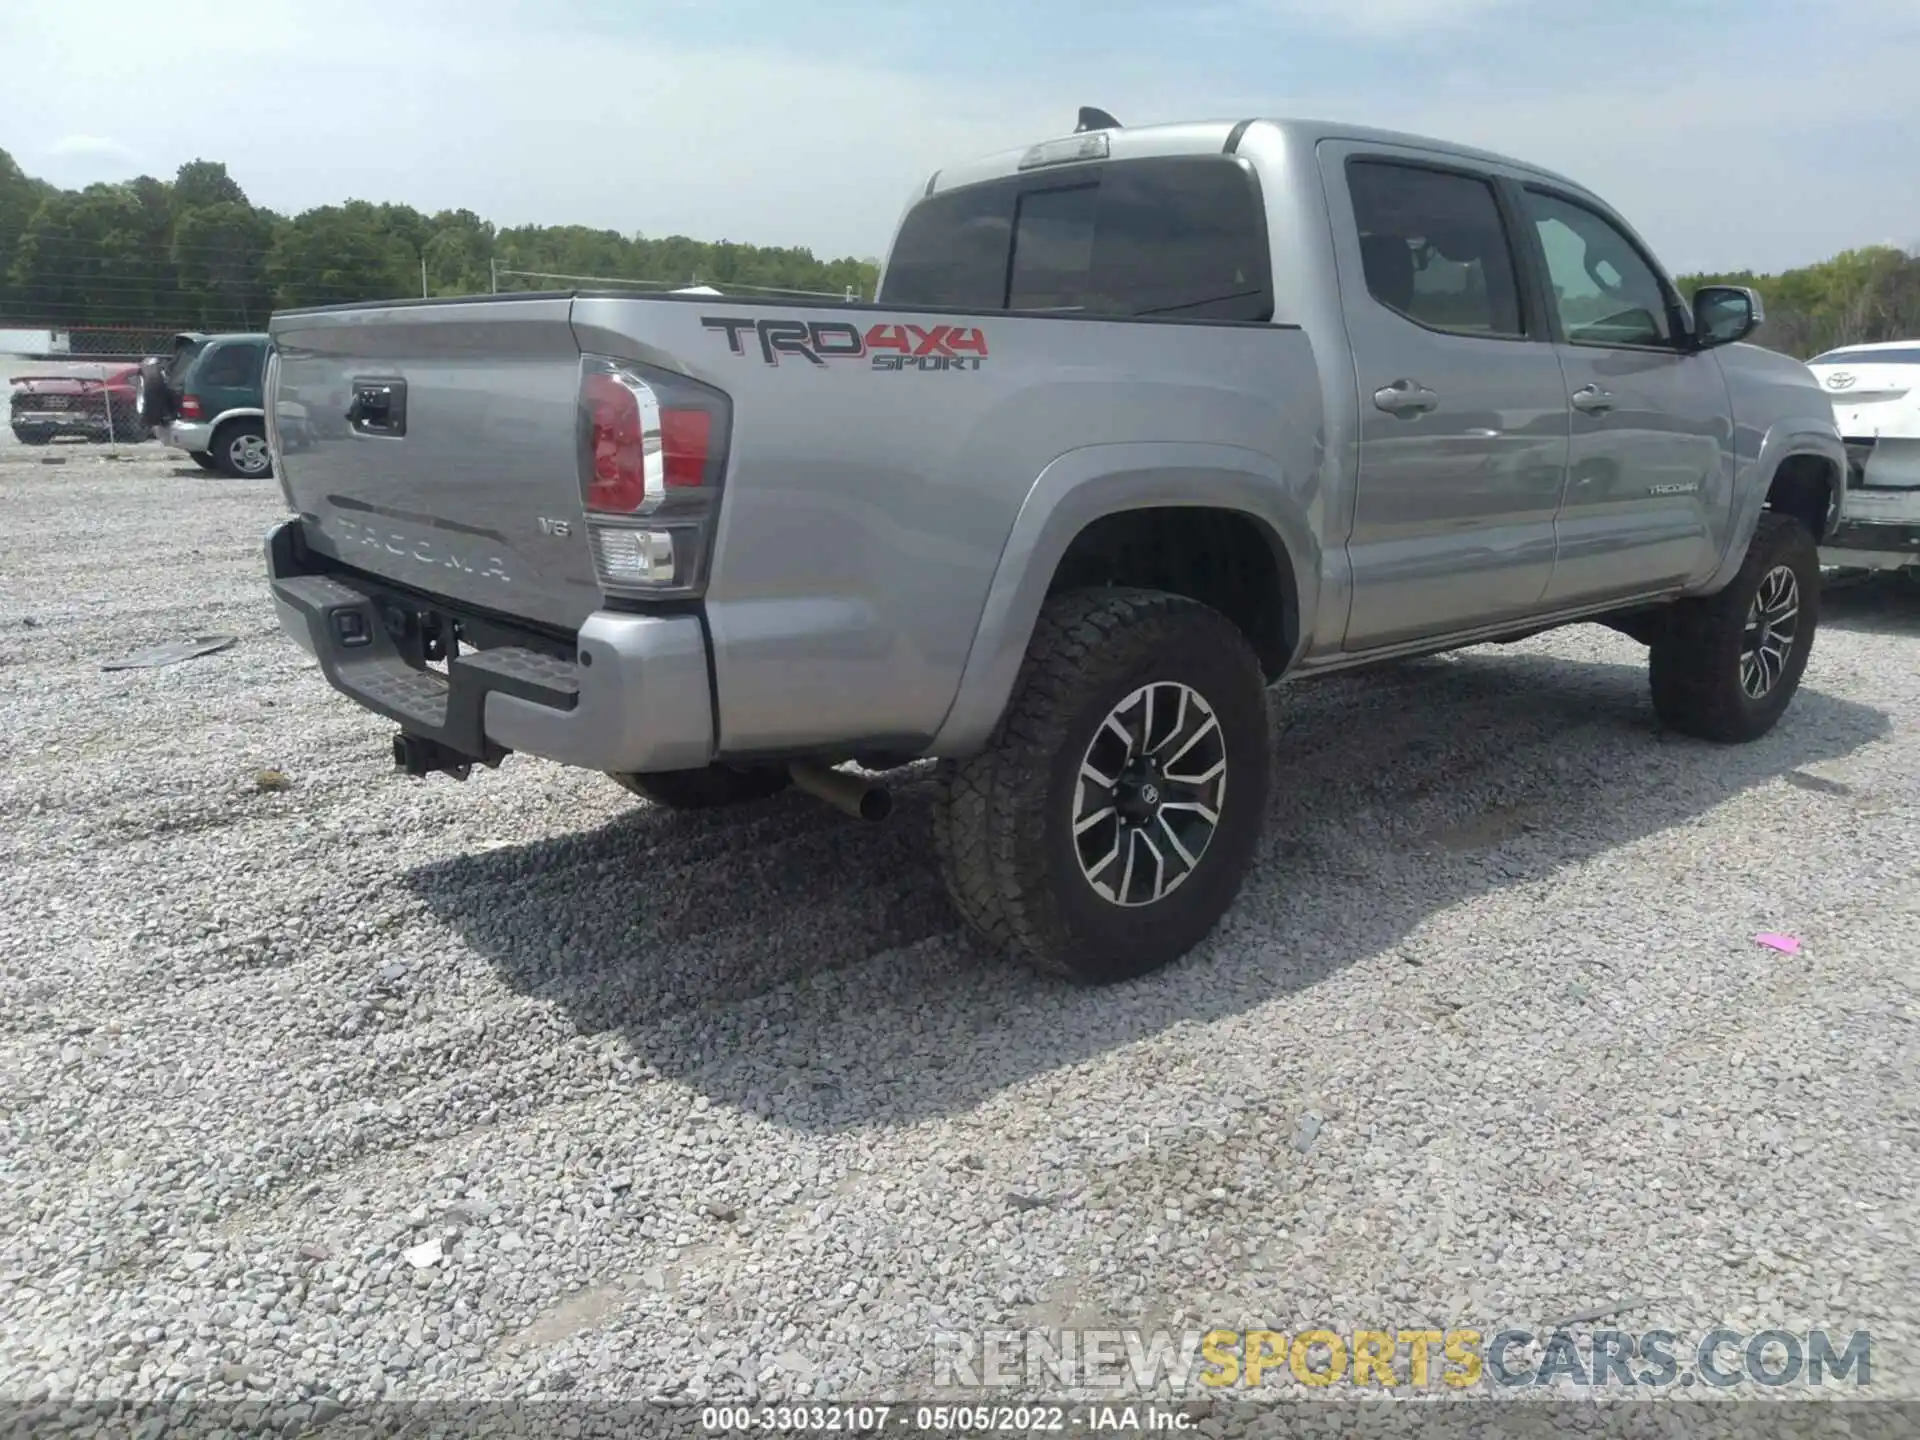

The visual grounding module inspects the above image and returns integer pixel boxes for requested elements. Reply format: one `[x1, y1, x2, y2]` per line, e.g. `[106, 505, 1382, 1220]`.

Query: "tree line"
[0, 149, 880, 332]
[1678, 247, 1920, 359]
[2, 144, 1915, 354]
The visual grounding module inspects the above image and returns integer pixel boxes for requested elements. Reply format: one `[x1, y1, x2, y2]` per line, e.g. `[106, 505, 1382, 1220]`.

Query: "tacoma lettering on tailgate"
[332, 515, 512, 584]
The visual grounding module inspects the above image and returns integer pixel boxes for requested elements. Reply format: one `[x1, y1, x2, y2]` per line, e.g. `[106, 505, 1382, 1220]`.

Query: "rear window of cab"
[880, 155, 1274, 324]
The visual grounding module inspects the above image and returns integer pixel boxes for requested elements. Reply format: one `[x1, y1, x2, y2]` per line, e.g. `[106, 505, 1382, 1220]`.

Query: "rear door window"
[882, 157, 1273, 322]
[1347, 160, 1527, 338]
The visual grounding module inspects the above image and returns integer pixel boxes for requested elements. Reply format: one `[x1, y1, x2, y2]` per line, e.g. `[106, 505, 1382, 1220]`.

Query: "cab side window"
[1348, 159, 1525, 338]
[1522, 190, 1674, 348]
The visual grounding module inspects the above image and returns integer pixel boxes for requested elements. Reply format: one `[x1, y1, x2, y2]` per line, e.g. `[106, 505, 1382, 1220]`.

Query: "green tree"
[172, 200, 275, 328]
[422, 209, 495, 296]
[172, 159, 248, 212]
[1678, 245, 1920, 358]
[265, 202, 418, 309]
[0, 147, 55, 310]
[7, 180, 176, 325]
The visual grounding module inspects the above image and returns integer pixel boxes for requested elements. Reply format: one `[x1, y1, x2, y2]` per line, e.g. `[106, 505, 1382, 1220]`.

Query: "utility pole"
[421, 255, 429, 299]
[490, 258, 498, 295]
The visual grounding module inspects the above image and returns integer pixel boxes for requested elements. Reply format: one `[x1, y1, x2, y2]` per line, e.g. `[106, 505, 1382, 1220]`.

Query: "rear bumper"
[12, 408, 111, 433]
[161, 420, 214, 452]
[1824, 437, 1920, 569]
[1845, 435, 1920, 493]
[266, 520, 715, 774]
[1823, 519, 1920, 572]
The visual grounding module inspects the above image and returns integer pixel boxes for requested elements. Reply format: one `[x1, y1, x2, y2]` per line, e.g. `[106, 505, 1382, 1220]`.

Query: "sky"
[2, 0, 1915, 276]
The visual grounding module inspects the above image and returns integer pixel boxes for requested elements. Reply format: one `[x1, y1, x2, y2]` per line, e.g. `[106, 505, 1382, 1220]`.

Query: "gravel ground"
[2, 447, 1918, 1419]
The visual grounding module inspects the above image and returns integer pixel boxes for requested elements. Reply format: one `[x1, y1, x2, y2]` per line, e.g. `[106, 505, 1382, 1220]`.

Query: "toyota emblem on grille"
[1826, 372, 1857, 390]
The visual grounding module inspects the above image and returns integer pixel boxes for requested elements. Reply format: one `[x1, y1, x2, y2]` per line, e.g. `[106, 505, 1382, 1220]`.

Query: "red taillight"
[660, 408, 712, 490]
[179, 394, 204, 420]
[577, 355, 730, 597]
[582, 371, 718, 514]
[584, 371, 643, 511]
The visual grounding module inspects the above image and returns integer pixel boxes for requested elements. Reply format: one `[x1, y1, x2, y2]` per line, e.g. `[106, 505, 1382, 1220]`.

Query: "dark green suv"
[136, 332, 273, 478]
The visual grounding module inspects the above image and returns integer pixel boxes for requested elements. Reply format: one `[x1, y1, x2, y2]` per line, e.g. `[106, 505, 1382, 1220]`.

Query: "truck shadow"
[403, 643, 1888, 1135]
[1822, 571, 1920, 638]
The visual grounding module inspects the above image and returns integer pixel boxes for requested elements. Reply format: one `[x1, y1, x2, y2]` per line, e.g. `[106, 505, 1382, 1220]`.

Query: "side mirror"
[1692, 285, 1765, 349]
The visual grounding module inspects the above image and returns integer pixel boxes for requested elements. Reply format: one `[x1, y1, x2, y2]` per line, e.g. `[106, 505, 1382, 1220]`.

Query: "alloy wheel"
[1740, 564, 1800, 699]
[1071, 681, 1229, 907]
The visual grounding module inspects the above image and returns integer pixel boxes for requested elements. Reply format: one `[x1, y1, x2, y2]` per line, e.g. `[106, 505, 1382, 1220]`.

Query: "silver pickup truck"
[265, 112, 1845, 984]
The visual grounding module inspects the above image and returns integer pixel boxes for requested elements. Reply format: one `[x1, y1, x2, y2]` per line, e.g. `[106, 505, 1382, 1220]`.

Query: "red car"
[8, 364, 144, 446]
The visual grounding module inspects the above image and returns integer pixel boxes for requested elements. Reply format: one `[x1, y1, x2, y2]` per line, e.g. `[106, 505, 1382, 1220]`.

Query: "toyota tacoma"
[263, 112, 1844, 982]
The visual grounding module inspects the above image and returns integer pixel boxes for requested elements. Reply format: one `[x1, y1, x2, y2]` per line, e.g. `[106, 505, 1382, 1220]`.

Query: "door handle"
[1571, 384, 1614, 415]
[1373, 380, 1439, 417]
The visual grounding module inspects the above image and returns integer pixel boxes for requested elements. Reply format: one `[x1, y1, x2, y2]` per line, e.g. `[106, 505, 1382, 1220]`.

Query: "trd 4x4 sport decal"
[701, 317, 988, 371]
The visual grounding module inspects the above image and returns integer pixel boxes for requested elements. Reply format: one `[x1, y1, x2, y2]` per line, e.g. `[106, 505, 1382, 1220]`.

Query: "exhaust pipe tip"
[789, 762, 892, 822]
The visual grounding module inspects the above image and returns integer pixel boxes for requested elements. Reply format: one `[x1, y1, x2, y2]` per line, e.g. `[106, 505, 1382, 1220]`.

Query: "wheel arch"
[209, 409, 271, 474]
[1703, 419, 1846, 594]
[926, 443, 1319, 756]
[207, 406, 267, 436]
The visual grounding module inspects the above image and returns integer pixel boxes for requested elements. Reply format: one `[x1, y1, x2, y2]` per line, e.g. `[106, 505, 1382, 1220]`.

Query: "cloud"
[0, 0, 1914, 272]
[1255, 0, 1520, 35]
[46, 135, 140, 165]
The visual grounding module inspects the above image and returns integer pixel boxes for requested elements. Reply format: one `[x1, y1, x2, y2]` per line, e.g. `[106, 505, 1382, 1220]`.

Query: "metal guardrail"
[489, 264, 861, 303]
[1, 269, 864, 361]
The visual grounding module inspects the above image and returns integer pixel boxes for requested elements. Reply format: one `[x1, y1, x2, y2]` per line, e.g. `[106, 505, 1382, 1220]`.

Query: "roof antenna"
[1075, 106, 1122, 133]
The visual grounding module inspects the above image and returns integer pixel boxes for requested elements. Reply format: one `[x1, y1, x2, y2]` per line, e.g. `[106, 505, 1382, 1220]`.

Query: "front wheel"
[610, 764, 791, 810]
[214, 419, 273, 478]
[935, 588, 1271, 983]
[1649, 512, 1819, 743]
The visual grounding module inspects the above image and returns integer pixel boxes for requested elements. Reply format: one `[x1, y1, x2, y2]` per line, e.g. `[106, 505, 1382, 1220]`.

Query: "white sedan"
[1808, 340, 1920, 571]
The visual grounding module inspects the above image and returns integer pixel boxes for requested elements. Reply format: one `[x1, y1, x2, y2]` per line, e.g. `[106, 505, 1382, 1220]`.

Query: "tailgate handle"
[347, 378, 407, 437]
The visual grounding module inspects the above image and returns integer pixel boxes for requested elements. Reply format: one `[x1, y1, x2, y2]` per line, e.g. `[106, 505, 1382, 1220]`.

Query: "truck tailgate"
[270, 297, 599, 631]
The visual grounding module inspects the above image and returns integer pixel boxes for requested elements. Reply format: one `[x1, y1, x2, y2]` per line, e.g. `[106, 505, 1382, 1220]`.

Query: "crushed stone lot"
[2, 444, 1918, 1416]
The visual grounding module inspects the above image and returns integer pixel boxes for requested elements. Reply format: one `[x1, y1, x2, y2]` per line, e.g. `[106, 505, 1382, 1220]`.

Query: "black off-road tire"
[935, 587, 1271, 984]
[13, 426, 55, 446]
[1649, 512, 1819, 743]
[611, 764, 791, 810]
[187, 450, 219, 472]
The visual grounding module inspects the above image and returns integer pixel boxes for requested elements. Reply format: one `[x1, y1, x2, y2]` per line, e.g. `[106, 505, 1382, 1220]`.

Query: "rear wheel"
[935, 587, 1271, 983]
[214, 419, 272, 478]
[187, 450, 219, 472]
[1649, 512, 1819, 742]
[610, 764, 791, 810]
